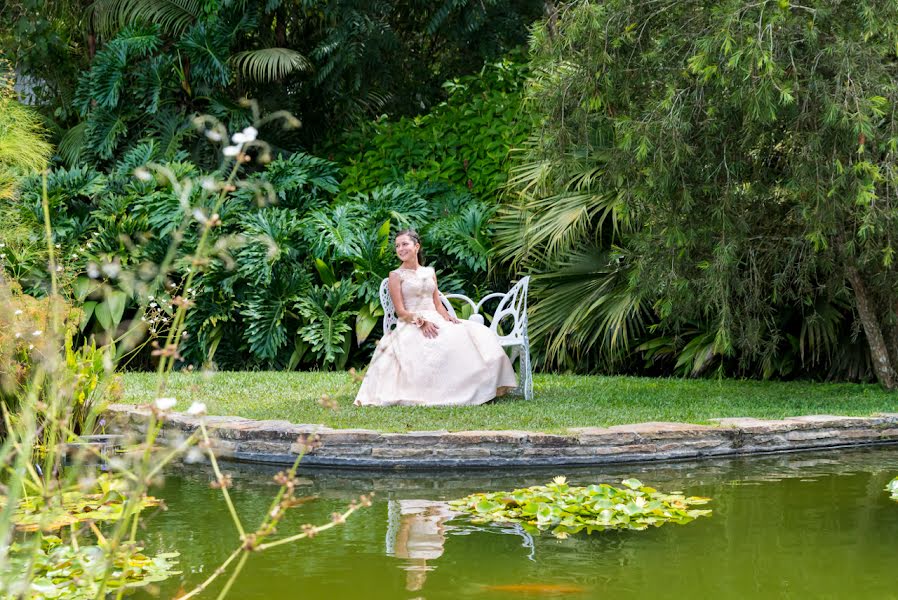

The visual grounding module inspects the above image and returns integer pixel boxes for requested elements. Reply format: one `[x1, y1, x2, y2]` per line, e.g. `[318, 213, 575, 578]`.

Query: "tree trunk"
[544, 1, 559, 39]
[888, 301, 898, 373]
[846, 266, 897, 390]
[276, 8, 287, 47]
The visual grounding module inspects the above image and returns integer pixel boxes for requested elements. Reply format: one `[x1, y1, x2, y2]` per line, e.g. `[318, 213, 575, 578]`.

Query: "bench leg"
[522, 344, 533, 400]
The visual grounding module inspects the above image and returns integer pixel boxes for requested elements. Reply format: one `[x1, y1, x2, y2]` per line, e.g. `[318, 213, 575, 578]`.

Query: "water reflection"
[145, 444, 898, 600]
[387, 500, 456, 592]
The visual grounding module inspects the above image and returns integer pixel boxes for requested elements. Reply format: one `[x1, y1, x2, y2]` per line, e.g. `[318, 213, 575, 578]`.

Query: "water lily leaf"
[451, 478, 712, 538]
[475, 500, 501, 514]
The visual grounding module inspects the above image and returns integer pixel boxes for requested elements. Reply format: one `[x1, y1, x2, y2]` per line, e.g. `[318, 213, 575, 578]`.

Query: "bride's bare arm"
[431, 273, 460, 324]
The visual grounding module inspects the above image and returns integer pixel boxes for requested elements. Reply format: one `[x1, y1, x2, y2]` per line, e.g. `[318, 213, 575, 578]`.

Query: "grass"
[119, 371, 898, 433]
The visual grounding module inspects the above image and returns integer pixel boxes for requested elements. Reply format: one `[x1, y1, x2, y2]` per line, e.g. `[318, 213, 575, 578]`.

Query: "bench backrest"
[379, 276, 530, 346]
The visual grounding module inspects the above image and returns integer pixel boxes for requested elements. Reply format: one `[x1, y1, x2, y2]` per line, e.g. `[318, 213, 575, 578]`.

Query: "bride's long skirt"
[354, 309, 518, 406]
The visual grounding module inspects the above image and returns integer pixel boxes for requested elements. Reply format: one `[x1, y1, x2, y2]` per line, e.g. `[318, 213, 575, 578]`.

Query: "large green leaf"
[355, 302, 383, 345]
[231, 48, 311, 83]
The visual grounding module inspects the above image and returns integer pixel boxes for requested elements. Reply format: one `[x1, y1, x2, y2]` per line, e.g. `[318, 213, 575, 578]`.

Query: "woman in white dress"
[354, 229, 517, 406]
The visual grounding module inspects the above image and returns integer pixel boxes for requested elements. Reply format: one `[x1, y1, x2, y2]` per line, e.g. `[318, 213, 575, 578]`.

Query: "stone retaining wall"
[105, 404, 898, 469]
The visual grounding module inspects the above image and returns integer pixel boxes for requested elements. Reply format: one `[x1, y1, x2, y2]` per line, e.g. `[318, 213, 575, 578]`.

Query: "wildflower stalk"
[214, 551, 249, 600]
[199, 422, 245, 538]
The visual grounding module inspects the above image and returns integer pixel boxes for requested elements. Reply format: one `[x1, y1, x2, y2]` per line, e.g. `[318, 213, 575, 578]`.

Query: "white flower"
[14, 309, 22, 316]
[233, 126, 257, 144]
[0, 254, 5, 259]
[14, 333, 21, 338]
[0, 243, 4, 247]
[55, 244, 61, 249]
[222, 145, 241, 157]
[201, 177, 217, 191]
[101, 262, 120, 278]
[187, 402, 207, 416]
[28, 344, 34, 350]
[32, 330, 42, 337]
[87, 263, 100, 278]
[148, 295, 154, 300]
[204, 129, 222, 142]
[134, 168, 153, 182]
[192, 208, 208, 224]
[154, 397, 177, 411]
[56, 265, 63, 272]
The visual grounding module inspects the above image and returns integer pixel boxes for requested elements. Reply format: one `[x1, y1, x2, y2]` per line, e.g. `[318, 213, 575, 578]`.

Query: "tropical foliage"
[8, 140, 494, 370]
[498, 0, 898, 386]
[3, 0, 543, 144]
[333, 59, 532, 202]
[449, 476, 712, 539]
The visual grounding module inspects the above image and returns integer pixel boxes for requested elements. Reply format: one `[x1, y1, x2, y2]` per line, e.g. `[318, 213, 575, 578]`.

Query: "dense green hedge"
[331, 60, 532, 202]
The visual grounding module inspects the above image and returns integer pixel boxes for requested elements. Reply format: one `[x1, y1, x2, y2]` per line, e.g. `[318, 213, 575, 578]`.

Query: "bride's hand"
[420, 320, 440, 338]
[448, 315, 461, 324]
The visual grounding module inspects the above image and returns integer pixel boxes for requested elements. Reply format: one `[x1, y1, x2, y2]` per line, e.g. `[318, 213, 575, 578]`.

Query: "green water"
[139, 446, 898, 599]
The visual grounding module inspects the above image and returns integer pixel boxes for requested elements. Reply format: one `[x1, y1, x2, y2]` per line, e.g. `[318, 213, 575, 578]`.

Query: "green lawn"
[119, 371, 898, 433]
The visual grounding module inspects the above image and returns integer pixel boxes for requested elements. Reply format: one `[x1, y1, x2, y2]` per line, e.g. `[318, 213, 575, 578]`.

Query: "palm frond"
[89, 0, 201, 37]
[230, 48, 311, 83]
[530, 246, 649, 369]
[178, 22, 231, 87]
[58, 122, 88, 168]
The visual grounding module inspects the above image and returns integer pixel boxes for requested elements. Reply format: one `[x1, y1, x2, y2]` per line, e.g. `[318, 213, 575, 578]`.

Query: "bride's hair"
[395, 228, 425, 265]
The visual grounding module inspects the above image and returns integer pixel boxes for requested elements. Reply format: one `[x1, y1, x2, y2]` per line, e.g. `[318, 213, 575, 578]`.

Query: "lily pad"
[1, 474, 161, 532]
[449, 476, 712, 539]
[885, 476, 898, 501]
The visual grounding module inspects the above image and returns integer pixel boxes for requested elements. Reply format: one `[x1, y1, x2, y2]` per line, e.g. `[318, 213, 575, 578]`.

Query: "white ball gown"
[354, 266, 518, 406]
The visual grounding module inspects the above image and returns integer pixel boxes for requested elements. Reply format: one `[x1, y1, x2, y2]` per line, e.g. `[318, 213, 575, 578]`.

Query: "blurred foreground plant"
[0, 111, 369, 598]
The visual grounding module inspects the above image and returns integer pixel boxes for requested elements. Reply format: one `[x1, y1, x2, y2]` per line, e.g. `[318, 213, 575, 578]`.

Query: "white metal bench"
[378, 276, 532, 400]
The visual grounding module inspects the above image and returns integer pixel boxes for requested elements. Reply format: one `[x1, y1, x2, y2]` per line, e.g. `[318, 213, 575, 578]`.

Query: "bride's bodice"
[395, 266, 437, 313]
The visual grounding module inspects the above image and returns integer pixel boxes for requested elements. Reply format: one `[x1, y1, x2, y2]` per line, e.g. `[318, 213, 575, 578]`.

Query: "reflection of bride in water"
[387, 500, 456, 592]
[386, 499, 535, 593]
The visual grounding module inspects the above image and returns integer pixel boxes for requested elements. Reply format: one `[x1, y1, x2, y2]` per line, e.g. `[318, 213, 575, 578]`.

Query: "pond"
[138, 445, 898, 599]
